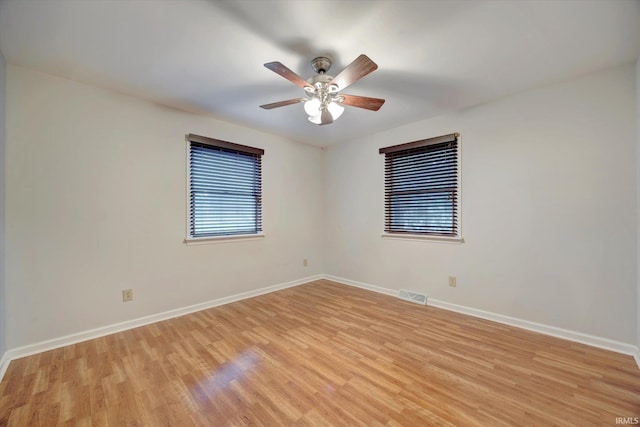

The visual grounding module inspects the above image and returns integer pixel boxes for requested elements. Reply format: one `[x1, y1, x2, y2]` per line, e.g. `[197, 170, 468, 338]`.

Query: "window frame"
[184, 134, 265, 245]
[379, 133, 463, 243]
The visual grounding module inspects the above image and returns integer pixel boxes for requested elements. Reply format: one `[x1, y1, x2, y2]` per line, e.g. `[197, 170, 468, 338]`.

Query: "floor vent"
[398, 289, 428, 305]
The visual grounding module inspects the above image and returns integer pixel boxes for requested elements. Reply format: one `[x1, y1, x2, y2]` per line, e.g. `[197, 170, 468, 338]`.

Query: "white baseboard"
[0, 352, 9, 383]
[322, 274, 396, 297]
[323, 274, 640, 367]
[427, 298, 639, 359]
[633, 348, 640, 370]
[0, 274, 323, 382]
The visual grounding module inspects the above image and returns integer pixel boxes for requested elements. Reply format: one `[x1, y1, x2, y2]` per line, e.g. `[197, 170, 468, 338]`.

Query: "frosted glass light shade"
[304, 98, 321, 116]
[327, 102, 344, 120]
[308, 113, 322, 124]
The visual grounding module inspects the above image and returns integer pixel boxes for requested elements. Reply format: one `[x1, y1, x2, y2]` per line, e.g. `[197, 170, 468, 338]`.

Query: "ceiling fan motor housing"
[306, 73, 334, 86]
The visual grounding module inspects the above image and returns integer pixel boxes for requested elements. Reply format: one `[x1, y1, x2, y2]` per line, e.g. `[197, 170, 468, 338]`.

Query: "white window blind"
[187, 134, 263, 238]
[379, 133, 459, 237]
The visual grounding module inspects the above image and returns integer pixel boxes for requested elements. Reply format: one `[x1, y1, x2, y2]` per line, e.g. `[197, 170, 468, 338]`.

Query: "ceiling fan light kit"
[260, 54, 385, 125]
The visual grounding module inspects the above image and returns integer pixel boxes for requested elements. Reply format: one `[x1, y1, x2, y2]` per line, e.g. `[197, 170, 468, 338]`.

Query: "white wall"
[325, 64, 637, 344]
[0, 51, 6, 358]
[5, 65, 324, 349]
[637, 58, 640, 350]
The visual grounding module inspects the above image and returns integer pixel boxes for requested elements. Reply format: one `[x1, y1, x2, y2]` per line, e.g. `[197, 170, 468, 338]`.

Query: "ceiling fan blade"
[319, 109, 333, 125]
[329, 54, 378, 91]
[340, 94, 385, 111]
[264, 62, 311, 89]
[259, 98, 305, 109]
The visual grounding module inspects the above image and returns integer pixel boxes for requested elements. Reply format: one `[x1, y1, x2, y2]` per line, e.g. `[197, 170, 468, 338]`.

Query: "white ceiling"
[1, 0, 639, 147]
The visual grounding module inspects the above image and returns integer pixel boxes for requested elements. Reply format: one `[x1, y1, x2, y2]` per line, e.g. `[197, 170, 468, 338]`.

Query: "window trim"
[380, 232, 464, 244]
[184, 134, 264, 244]
[379, 132, 463, 243]
[184, 233, 265, 245]
[187, 133, 264, 156]
[378, 132, 459, 154]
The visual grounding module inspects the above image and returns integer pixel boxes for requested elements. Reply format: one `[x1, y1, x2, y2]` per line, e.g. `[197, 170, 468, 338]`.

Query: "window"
[187, 134, 264, 240]
[379, 133, 459, 238]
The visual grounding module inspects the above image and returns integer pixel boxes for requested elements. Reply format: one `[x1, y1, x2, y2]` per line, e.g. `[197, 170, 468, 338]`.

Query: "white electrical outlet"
[122, 289, 133, 302]
[303, 259, 308, 267]
[448, 276, 457, 287]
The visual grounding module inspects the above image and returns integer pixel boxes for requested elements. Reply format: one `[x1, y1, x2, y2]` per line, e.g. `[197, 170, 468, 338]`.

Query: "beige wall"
[324, 64, 637, 344]
[5, 65, 325, 349]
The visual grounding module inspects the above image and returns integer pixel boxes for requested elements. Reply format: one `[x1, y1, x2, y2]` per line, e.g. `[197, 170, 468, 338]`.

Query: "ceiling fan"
[259, 54, 385, 125]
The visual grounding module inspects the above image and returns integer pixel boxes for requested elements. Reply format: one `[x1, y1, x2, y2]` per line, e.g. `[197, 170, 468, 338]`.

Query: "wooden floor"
[0, 280, 638, 426]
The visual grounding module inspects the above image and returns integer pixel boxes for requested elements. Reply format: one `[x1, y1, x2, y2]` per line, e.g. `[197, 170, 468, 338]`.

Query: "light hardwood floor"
[0, 279, 638, 426]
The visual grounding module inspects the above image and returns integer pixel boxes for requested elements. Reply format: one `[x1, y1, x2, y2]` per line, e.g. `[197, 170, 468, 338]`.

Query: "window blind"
[380, 133, 459, 236]
[188, 134, 263, 238]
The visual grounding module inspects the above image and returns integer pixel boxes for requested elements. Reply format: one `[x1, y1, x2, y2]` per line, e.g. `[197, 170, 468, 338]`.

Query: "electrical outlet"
[303, 258, 308, 267]
[122, 289, 133, 302]
[448, 276, 457, 287]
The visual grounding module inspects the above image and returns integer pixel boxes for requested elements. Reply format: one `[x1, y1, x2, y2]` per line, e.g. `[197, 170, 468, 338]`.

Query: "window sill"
[381, 233, 464, 244]
[184, 233, 265, 245]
